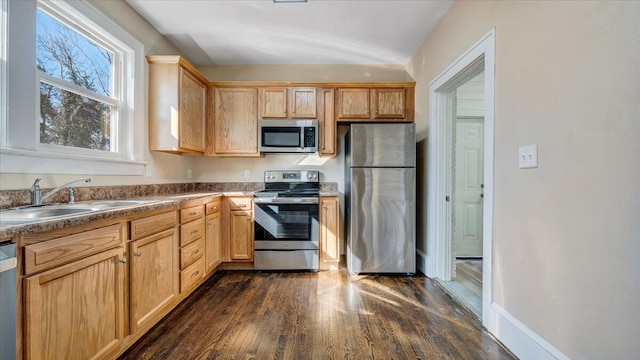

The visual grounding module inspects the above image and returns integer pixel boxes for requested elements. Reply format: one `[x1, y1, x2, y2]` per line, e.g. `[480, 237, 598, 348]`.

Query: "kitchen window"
[1, 0, 145, 175]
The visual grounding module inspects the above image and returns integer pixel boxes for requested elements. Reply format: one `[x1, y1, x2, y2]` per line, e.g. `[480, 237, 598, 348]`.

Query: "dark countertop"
[0, 191, 237, 240]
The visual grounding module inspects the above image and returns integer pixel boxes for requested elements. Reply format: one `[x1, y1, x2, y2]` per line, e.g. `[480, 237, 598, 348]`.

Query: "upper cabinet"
[318, 88, 336, 157]
[147, 56, 207, 154]
[336, 86, 414, 122]
[209, 87, 260, 156]
[258, 87, 317, 119]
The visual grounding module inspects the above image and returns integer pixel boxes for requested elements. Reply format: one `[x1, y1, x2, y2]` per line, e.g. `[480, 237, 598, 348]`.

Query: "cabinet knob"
[192, 250, 200, 256]
[191, 229, 199, 234]
[238, 204, 247, 208]
[190, 211, 198, 216]
[207, 222, 212, 226]
[120, 258, 127, 264]
[246, 216, 250, 220]
[134, 251, 141, 257]
[192, 271, 200, 277]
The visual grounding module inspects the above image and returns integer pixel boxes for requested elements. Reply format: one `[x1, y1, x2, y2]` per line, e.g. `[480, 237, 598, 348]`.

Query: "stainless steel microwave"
[258, 120, 318, 153]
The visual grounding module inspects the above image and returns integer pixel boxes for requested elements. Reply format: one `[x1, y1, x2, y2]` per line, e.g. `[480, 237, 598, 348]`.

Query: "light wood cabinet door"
[213, 88, 259, 155]
[129, 228, 178, 333]
[24, 247, 126, 360]
[320, 196, 340, 270]
[229, 210, 253, 261]
[374, 88, 405, 119]
[179, 67, 206, 152]
[337, 88, 370, 119]
[205, 211, 222, 272]
[289, 87, 317, 118]
[259, 87, 288, 118]
[319, 88, 336, 157]
[148, 56, 207, 154]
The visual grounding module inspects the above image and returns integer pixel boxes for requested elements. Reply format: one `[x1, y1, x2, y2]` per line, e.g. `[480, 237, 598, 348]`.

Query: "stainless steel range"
[253, 170, 320, 271]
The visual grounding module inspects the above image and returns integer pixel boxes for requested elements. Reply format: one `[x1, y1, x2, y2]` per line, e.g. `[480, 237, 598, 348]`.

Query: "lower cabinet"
[129, 228, 179, 333]
[320, 196, 340, 270]
[229, 210, 253, 261]
[23, 247, 127, 360]
[205, 210, 222, 272]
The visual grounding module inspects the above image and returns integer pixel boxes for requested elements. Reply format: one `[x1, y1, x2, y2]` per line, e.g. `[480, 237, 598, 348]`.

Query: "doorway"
[426, 30, 495, 326]
[448, 72, 485, 317]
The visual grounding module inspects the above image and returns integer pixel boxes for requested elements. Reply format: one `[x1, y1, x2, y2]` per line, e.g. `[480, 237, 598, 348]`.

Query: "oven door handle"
[254, 198, 319, 204]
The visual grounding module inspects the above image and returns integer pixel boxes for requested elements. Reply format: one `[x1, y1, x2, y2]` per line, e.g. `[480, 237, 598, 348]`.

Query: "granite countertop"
[319, 190, 339, 197]
[0, 191, 242, 240]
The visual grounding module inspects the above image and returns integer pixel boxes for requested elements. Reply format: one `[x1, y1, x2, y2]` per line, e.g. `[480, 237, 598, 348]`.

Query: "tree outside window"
[36, 9, 117, 152]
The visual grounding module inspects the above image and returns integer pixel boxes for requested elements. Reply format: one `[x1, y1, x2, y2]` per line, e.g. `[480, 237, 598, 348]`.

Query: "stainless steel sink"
[0, 200, 159, 225]
[0, 206, 100, 222]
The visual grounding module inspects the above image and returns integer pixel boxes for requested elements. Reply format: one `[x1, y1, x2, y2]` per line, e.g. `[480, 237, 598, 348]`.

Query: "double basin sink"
[0, 200, 158, 225]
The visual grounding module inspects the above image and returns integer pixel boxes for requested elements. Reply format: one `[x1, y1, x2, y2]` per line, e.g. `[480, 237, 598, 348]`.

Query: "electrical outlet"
[145, 166, 152, 177]
[187, 169, 193, 179]
[518, 145, 538, 169]
[243, 170, 250, 179]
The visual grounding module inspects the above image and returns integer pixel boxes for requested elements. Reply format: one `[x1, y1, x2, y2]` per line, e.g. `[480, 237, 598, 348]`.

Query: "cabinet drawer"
[180, 217, 204, 246]
[130, 211, 177, 241]
[180, 238, 203, 269]
[180, 205, 204, 224]
[205, 199, 221, 215]
[180, 258, 204, 293]
[228, 197, 252, 211]
[24, 224, 124, 275]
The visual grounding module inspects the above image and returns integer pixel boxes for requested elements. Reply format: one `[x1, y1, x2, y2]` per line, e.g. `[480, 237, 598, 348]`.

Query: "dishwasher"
[0, 241, 17, 359]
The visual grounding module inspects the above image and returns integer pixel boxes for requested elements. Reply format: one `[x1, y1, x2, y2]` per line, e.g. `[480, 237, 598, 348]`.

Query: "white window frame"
[0, 0, 6, 145]
[1, 0, 146, 175]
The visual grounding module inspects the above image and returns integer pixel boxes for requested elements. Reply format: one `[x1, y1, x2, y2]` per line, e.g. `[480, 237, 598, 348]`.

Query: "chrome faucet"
[31, 178, 92, 205]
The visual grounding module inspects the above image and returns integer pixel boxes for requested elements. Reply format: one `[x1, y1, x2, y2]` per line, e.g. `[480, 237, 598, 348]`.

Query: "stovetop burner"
[255, 170, 320, 203]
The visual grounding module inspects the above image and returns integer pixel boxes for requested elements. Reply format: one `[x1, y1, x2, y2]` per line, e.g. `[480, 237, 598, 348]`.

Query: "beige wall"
[0, 0, 195, 190]
[407, 1, 640, 358]
[199, 64, 411, 82]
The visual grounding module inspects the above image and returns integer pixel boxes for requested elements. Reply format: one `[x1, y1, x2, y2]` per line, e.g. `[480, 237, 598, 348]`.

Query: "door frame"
[426, 29, 495, 325]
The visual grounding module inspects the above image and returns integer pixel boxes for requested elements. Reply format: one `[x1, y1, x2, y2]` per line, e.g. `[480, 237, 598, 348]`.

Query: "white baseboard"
[416, 249, 428, 275]
[488, 304, 569, 360]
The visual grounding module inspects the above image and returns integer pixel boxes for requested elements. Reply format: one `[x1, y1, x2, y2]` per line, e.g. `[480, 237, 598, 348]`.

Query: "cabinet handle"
[207, 222, 212, 226]
[212, 206, 217, 211]
[375, 110, 379, 114]
[192, 271, 200, 277]
[238, 204, 247, 208]
[323, 206, 328, 209]
[192, 250, 200, 256]
[191, 229, 199, 234]
[190, 211, 198, 216]
[134, 251, 141, 257]
[120, 258, 127, 264]
[246, 216, 250, 220]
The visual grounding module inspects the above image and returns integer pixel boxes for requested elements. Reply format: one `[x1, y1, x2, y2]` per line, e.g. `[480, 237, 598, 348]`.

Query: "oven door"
[254, 202, 319, 249]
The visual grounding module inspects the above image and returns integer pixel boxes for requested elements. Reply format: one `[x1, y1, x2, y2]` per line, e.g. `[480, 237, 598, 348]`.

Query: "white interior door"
[453, 117, 484, 257]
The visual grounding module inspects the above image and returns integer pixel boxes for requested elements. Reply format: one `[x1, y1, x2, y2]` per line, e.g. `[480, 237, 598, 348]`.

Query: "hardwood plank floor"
[119, 269, 514, 360]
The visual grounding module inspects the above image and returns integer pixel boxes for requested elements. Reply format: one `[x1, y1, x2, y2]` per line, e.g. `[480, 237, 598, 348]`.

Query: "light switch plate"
[518, 145, 538, 169]
[243, 170, 250, 179]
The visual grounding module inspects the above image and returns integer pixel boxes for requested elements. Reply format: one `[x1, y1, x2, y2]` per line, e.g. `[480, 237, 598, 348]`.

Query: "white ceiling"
[126, 0, 452, 66]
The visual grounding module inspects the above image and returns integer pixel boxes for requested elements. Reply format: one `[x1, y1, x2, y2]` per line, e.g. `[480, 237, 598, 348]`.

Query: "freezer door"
[347, 168, 416, 274]
[350, 123, 415, 167]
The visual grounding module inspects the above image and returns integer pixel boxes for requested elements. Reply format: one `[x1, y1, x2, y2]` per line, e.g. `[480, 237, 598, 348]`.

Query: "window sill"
[0, 148, 147, 176]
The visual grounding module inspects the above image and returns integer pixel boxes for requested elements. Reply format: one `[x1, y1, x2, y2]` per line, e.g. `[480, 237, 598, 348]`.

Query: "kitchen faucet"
[31, 178, 92, 205]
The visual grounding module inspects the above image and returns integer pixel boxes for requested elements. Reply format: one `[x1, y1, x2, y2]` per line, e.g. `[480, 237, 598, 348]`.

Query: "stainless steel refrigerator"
[345, 123, 416, 274]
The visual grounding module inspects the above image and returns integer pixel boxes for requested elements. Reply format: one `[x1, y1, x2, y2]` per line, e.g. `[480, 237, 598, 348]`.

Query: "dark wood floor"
[119, 269, 514, 360]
